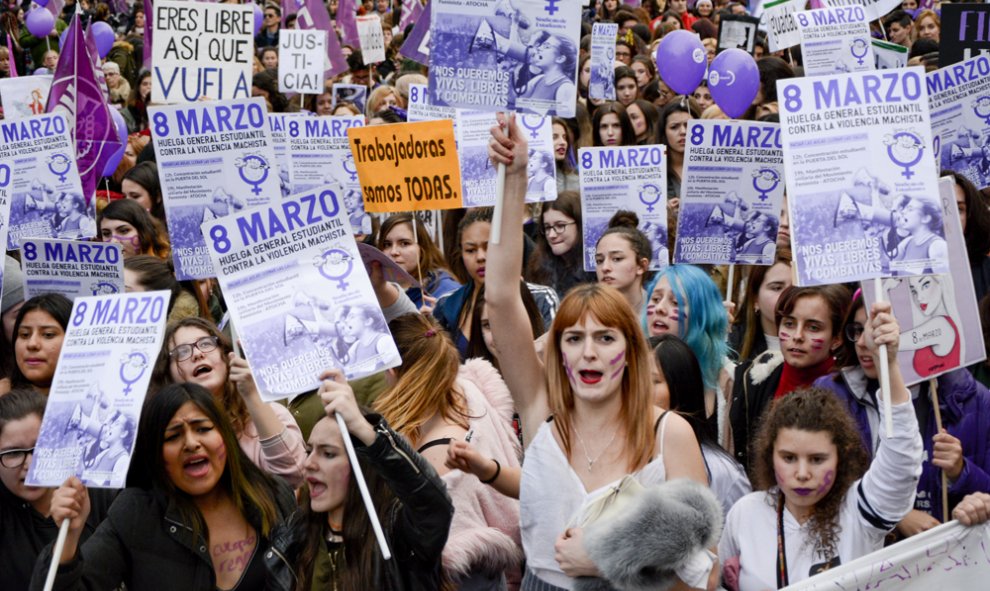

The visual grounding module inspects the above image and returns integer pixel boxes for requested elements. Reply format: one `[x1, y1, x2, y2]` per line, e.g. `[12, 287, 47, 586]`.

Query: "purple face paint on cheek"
[810, 338, 825, 351]
[817, 470, 834, 495]
[609, 351, 625, 365]
[779, 330, 790, 343]
[562, 355, 576, 382]
[774, 469, 786, 487]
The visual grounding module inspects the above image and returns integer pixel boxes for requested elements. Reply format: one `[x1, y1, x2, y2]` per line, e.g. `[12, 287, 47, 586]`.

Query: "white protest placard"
[202, 186, 401, 399]
[818, 0, 901, 22]
[674, 120, 785, 265]
[783, 521, 990, 590]
[278, 29, 327, 95]
[285, 114, 369, 235]
[21, 239, 124, 300]
[0, 112, 91, 249]
[762, 0, 803, 53]
[331, 83, 368, 113]
[26, 290, 171, 488]
[590, 23, 617, 101]
[873, 39, 908, 70]
[928, 54, 990, 190]
[778, 67, 947, 286]
[794, 6, 874, 77]
[357, 14, 386, 64]
[151, 0, 253, 103]
[148, 97, 281, 280]
[430, 0, 582, 117]
[863, 177, 986, 386]
[0, 75, 52, 121]
[407, 83, 457, 123]
[578, 145, 669, 272]
[269, 113, 305, 198]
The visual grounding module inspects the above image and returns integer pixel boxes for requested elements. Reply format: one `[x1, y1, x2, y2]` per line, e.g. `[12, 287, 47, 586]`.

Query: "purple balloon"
[254, 4, 264, 36]
[91, 22, 115, 59]
[655, 30, 707, 96]
[102, 108, 130, 177]
[707, 49, 759, 119]
[26, 8, 55, 39]
[35, 0, 50, 6]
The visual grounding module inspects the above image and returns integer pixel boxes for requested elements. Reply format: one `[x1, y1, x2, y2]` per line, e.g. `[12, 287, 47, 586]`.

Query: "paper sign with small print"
[278, 29, 326, 94]
[794, 6, 873, 77]
[26, 290, 171, 488]
[21, 239, 124, 300]
[357, 14, 386, 64]
[348, 120, 463, 213]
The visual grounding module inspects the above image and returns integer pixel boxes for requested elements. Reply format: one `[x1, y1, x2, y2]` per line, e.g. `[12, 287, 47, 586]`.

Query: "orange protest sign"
[347, 120, 463, 213]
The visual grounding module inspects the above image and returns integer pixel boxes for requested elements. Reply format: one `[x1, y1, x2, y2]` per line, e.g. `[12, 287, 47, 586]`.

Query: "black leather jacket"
[264, 415, 453, 591]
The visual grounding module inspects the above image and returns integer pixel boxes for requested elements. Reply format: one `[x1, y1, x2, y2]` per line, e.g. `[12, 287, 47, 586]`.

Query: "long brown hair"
[377, 213, 450, 277]
[544, 284, 655, 472]
[735, 245, 792, 361]
[150, 317, 250, 434]
[372, 314, 470, 444]
[752, 388, 868, 558]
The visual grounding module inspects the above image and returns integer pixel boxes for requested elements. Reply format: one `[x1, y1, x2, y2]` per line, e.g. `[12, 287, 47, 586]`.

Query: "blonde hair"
[545, 284, 655, 472]
[372, 314, 469, 444]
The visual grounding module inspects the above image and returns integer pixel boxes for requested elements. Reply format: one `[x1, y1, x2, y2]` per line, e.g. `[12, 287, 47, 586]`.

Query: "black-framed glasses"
[0, 447, 34, 469]
[542, 221, 576, 236]
[844, 322, 864, 342]
[169, 336, 220, 362]
[265, 12, 277, 18]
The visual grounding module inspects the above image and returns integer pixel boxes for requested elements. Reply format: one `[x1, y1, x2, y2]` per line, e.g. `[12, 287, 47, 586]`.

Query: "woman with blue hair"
[645, 264, 733, 447]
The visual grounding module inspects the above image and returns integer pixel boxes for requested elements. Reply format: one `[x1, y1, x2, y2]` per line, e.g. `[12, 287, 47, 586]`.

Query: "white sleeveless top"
[520, 413, 671, 590]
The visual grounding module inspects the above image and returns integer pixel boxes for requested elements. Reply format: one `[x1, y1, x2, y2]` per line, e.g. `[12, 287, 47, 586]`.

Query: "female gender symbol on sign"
[638, 183, 663, 212]
[849, 38, 869, 65]
[315, 248, 354, 289]
[973, 96, 990, 125]
[47, 153, 72, 182]
[236, 154, 271, 195]
[752, 168, 780, 201]
[884, 131, 924, 179]
[342, 154, 358, 181]
[119, 351, 149, 395]
[521, 114, 544, 139]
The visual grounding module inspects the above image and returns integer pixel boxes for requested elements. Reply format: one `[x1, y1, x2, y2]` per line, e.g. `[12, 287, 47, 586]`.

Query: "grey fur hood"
[574, 479, 723, 591]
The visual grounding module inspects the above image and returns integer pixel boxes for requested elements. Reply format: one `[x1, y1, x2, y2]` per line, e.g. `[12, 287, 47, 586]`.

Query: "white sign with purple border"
[1, 112, 90, 250]
[268, 113, 305, 198]
[589, 23, 617, 101]
[26, 290, 171, 488]
[202, 186, 400, 399]
[778, 67, 947, 286]
[928, 53, 990, 191]
[149, 97, 281, 280]
[21, 239, 124, 300]
[794, 6, 874, 77]
[578, 145, 668, 272]
[674, 120, 785, 266]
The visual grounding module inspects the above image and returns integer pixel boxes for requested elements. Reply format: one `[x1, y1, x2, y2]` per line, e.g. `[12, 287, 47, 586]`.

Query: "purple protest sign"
[290, 0, 349, 78]
[398, 0, 430, 65]
[400, 0, 425, 31]
[143, 0, 153, 70]
[46, 15, 122, 204]
[337, 0, 361, 47]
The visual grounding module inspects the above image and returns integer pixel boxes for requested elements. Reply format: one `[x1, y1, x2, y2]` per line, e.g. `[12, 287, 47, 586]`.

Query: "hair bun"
[608, 210, 639, 229]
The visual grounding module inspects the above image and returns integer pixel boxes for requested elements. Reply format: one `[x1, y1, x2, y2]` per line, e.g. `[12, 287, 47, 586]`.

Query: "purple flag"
[143, 0, 153, 71]
[6, 34, 16, 78]
[46, 15, 122, 204]
[399, 0, 430, 65]
[84, 23, 110, 103]
[291, 0, 349, 78]
[337, 0, 360, 47]
[399, 0, 424, 32]
[45, 0, 66, 19]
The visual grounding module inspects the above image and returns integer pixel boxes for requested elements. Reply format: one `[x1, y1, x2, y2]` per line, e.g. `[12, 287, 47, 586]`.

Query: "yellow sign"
[347, 120, 463, 213]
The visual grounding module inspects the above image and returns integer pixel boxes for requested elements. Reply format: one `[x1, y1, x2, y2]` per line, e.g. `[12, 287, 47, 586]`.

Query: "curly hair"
[752, 387, 869, 558]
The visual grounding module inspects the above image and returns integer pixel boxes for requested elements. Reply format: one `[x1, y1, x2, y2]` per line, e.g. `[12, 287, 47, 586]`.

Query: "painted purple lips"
[793, 488, 815, 496]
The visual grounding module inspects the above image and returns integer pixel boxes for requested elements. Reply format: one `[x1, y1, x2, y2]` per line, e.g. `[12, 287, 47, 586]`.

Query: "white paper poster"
[589, 23, 617, 101]
[762, 0, 803, 53]
[578, 145, 669, 272]
[873, 39, 909, 70]
[26, 290, 171, 488]
[0, 75, 53, 121]
[357, 14, 386, 64]
[21, 239, 124, 300]
[794, 6, 874, 77]
[928, 53, 990, 190]
[149, 97, 281, 280]
[278, 29, 327, 94]
[202, 186, 400, 399]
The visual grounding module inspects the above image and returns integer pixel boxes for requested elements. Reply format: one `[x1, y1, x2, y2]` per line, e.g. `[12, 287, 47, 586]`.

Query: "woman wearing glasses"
[151, 317, 307, 487]
[815, 291, 990, 538]
[525, 192, 597, 299]
[0, 390, 114, 590]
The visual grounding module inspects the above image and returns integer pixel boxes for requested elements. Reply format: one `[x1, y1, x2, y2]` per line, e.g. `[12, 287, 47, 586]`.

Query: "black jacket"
[1, 485, 115, 591]
[730, 351, 784, 475]
[265, 415, 453, 591]
[30, 478, 296, 591]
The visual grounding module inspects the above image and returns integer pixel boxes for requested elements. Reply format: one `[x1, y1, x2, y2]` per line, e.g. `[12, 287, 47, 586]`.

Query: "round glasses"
[168, 336, 220, 362]
[542, 221, 576, 236]
[844, 322, 864, 342]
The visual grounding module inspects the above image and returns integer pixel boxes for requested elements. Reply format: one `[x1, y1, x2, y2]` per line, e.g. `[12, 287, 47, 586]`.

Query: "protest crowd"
[3, 0, 990, 590]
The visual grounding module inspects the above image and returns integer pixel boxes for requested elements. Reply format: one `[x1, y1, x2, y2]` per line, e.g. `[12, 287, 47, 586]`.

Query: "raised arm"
[487, 114, 551, 447]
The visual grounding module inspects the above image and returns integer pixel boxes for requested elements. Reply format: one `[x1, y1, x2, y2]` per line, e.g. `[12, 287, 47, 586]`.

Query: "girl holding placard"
[39, 383, 296, 591]
[720, 303, 922, 590]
